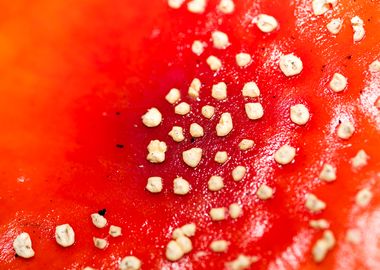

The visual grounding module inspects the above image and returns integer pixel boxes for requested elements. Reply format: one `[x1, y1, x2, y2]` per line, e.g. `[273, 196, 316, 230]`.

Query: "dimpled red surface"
[0, 0, 379, 269]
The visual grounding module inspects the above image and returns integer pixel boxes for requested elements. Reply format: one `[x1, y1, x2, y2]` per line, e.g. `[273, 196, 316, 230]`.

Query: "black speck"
[116, 112, 121, 115]
[338, 120, 342, 124]
[346, 55, 352, 60]
[272, 95, 276, 99]
[360, 90, 363, 94]
[116, 144, 124, 148]
[98, 209, 107, 216]
[15, 254, 19, 258]
[190, 138, 195, 143]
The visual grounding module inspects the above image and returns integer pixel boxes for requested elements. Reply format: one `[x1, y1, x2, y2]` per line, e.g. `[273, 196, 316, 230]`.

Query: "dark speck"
[15, 254, 19, 258]
[321, 65, 326, 71]
[338, 120, 342, 124]
[116, 144, 124, 148]
[116, 112, 121, 116]
[190, 138, 195, 143]
[98, 209, 106, 216]
[272, 95, 276, 99]
[346, 55, 352, 60]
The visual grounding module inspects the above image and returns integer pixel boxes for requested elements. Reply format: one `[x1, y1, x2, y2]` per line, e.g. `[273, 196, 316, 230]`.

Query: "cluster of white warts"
[13, 0, 378, 269]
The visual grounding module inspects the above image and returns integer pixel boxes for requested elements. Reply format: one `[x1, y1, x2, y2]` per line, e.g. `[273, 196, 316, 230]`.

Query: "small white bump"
[188, 78, 201, 98]
[182, 148, 202, 167]
[274, 145, 296, 165]
[216, 113, 233, 136]
[229, 203, 242, 219]
[217, 0, 235, 14]
[191, 40, 206, 56]
[254, 14, 278, 33]
[214, 151, 228, 164]
[337, 121, 355, 140]
[309, 219, 330, 230]
[256, 184, 274, 200]
[319, 164, 336, 182]
[55, 224, 75, 247]
[355, 188, 372, 207]
[329, 73, 347, 92]
[146, 177, 163, 193]
[174, 102, 191, 115]
[190, 123, 204, 138]
[245, 103, 263, 120]
[176, 236, 193, 254]
[211, 31, 230, 49]
[212, 82, 227, 100]
[351, 150, 369, 170]
[147, 140, 167, 163]
[119, 256, 141, 270]
[312, 0, 337, 16]
[369, 60, 380, 73]
[91, 213, 107, 228]
[206, 55, 222, 71]
[242, 82, 260, 98]
[166, 240, 184, 261]
[109, 225, 122, 237]
[173, 177, 191, 195]
[165, 88, 181, 104]
[279, 54, 303, 77]
[351, 16, 365, 42]
[13, 232, 35, 259]
[239, 139, 254, 151]
[210, 207, 227, 221]
[168, 126, 185, 142]
[210, 240, 229, 252]
[226, 255, 258, 270]
[141, 108, 162, 127]
[202, 105, 215, 119]
[327, 18, 343, 34]
[312, 230, 335, 262]
[290, 104, 310, 125]
[232, 166, 246, 181]
[236, 53, 252, 67]
[187, 0, 206, 14]
[168, 0, 185, 9]
[346, 229, 362, 244]
[305, 194, 326, 213]
[208, 176, 224, 191]
[93, 237, 108, 250]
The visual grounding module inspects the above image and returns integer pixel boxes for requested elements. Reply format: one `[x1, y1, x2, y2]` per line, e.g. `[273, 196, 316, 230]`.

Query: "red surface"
[0, 0, 379, 269]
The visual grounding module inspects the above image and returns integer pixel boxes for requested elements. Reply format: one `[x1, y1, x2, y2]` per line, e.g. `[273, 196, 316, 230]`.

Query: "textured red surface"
[0, 0, 379, 269]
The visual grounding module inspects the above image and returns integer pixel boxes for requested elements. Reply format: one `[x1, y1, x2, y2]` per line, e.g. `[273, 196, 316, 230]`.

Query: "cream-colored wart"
[176, 235, 193, 254]
[351, 16, 365, 42]
[329, 73, 347, 92]
[173, 177, 191, 195]
[312, 230, 335, 263]
[168, 0, 185, 9]
[91, 213, 107, 228]
[239, 139, 254, 150]
[211, 31, 230, 49]
[109, 225, 122, 237]
[190, 123, 204, 138]
[254, 14, 278, 33]
[217, 0, 235, 14]
[146, 177, 163, 193]
[165, 88, 181, 104]
[215, 151, 228, 164]
[309, 219, 330, 230]
[187, 0, 206, 14]
[229, 203, 242, 219]
[327, 18, 343, 34]
[242, 82, 260, 98]
[173, 223, 196, 239]
[13, 232, 35, 259]
[226, 255, 259, 270]
[351, 150, 369, 170]
[168, 126, 185, 142]
[232, 166, 246, 181]
[216, 112, 233, 136]
[279, 54, 303, 77]
[175, 102, 191, 115]
[93, 237, 108, 250]
[212, 82, 227, 100]
[147, 140, 167, 163]
[236, 53, 252, 67]
[256, 184, 274, 200]
[305, 194, 326, 213]
[166, 240, 184, 261]
[337, 121, 355, 140]
[355, 188, 372, 207]
[182, 148, 202, 167]
[202, 105, 215, 119]
[245, 103, 264, 120]
[210, 207, 227, 221]
[319, 164, 336, 182]
[210, 240, 229, 252]
[369, 60, 380, 73]
[191, 40, 206, 56]
[206, 55, 222, 71]
[188, 78, 201, 98]
[55, 224, 75, 247]
[119, 256, 142, 270]
[141, 108, 162, 127]
[312, 0, 337, 16]
[290, 104, 310, 125]
[274, 145, 296, 165]
[208, 176, 224, 191]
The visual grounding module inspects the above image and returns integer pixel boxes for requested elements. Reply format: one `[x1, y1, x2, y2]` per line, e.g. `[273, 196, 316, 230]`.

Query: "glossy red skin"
[0, 0, 379, 269]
